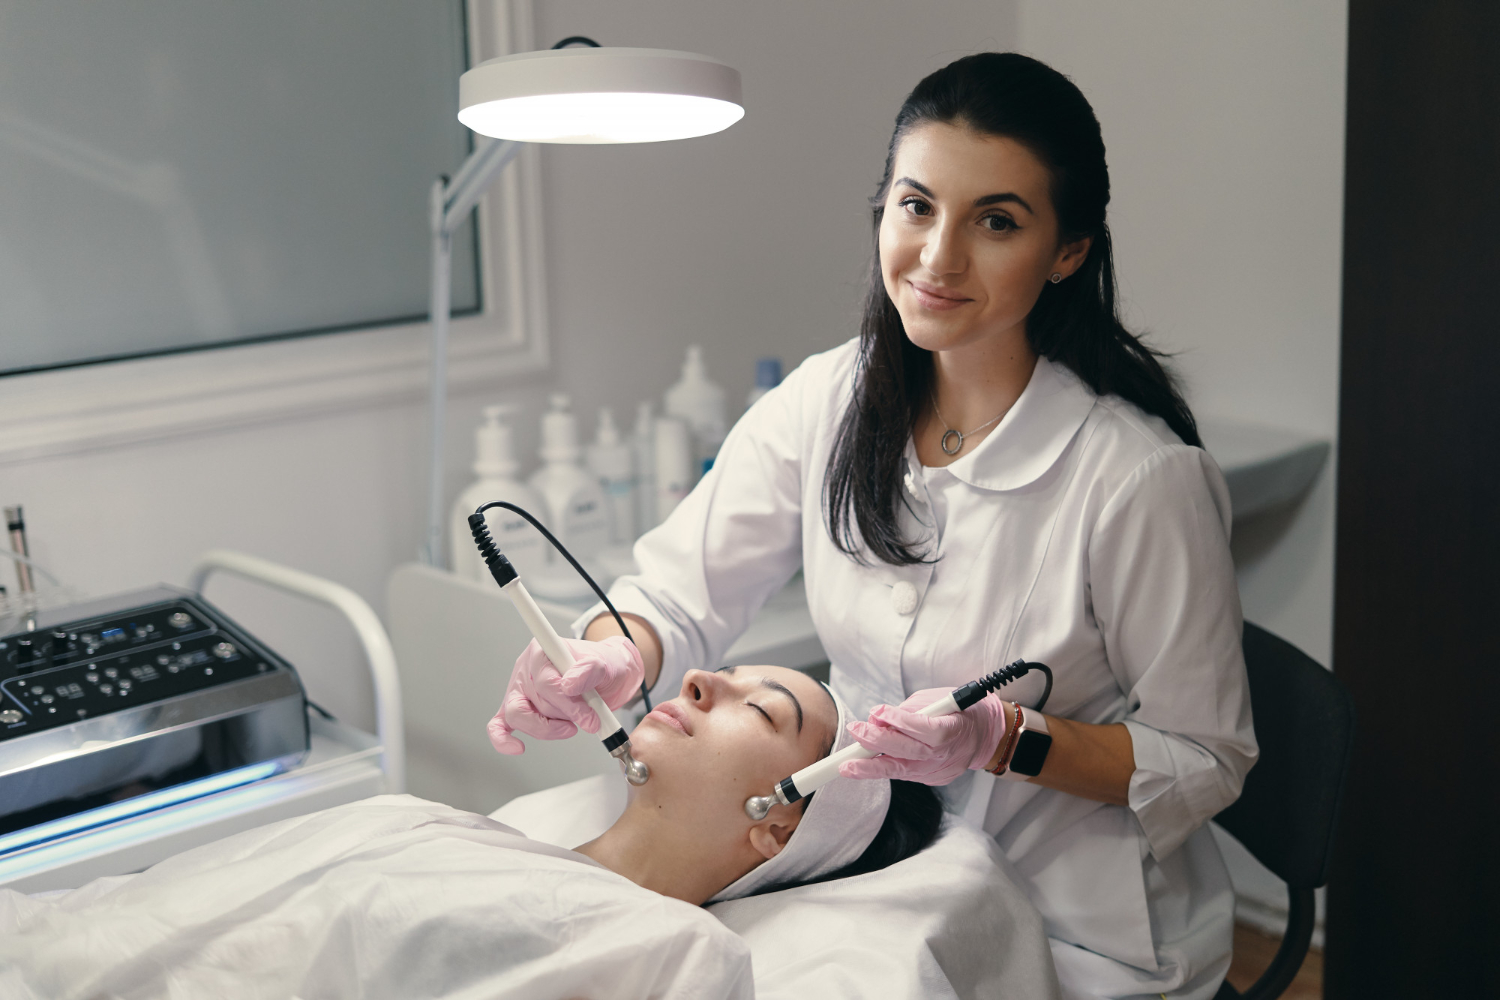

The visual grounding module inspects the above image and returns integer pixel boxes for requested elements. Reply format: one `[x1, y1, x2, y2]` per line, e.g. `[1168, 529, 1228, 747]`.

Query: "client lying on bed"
[0, 664, 941, 1000]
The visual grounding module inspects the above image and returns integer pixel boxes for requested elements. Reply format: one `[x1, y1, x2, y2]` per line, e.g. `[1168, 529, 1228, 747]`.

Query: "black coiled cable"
[951, 658, 1053, 713]
[471, 501, 651, 711]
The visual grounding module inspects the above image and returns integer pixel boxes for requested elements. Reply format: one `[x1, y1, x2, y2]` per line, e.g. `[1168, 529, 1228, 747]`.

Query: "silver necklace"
[931, 392, 1006, 456]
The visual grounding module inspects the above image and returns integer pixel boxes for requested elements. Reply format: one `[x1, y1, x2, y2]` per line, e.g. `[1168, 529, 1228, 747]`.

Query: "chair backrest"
[1213, 622, 1356, 890]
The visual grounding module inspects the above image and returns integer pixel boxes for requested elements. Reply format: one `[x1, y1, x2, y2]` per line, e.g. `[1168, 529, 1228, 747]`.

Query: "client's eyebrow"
[716, 665, 803, 734]
[758, 678, 803, 734]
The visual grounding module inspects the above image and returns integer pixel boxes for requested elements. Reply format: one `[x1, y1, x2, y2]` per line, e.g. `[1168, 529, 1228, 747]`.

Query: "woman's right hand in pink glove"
[840, 689, 1011, 785]
[487, 635, 644, 755]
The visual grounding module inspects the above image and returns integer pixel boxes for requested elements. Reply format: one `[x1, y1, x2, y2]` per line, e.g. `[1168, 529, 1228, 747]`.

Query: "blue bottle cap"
[755, 357, 783, 388]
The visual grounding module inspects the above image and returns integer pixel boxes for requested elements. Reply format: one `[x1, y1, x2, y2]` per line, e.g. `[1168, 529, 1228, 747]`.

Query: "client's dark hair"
[752, 779, 944, 895]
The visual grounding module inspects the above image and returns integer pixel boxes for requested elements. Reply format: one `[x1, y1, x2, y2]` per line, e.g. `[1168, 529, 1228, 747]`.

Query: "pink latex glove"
[487, 635, 644, 755]
[840, 687, 1010, 785]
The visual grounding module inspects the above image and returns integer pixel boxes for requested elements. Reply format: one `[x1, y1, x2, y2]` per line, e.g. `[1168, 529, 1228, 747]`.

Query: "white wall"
[1014, 1, 1348, 666]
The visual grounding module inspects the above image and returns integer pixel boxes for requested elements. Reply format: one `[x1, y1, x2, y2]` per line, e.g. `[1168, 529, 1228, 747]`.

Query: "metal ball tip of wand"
[744, 794, 775, 821]
[744, 779, 796, 820]
[613, 745, 651, 785]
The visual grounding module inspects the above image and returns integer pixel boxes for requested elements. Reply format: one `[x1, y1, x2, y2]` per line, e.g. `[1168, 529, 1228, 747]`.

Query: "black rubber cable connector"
[951, 659, 1054, 713]
[470, 502, 652, 712]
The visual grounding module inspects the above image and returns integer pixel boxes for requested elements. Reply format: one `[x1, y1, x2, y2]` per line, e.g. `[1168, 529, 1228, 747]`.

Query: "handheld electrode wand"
[468, 507, 650, 786]
[744, 659, 1052, 819]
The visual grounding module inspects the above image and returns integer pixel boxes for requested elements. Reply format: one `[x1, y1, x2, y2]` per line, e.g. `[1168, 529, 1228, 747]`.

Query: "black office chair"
[1212, 622, 1356, 1000]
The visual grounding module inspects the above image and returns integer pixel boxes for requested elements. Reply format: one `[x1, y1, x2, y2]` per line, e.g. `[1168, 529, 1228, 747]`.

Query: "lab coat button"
[891, 580, 919, 616]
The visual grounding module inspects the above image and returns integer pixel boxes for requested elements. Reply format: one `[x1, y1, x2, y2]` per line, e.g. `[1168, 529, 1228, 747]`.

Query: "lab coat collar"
[917, 356, 1097, 492]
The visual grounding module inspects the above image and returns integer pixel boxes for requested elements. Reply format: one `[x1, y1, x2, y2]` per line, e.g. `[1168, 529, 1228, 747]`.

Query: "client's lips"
[646, 702, 693, 736]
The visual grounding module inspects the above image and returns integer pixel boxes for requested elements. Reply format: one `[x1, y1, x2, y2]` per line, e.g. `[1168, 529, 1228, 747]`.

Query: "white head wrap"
[708, 683, 891, 902]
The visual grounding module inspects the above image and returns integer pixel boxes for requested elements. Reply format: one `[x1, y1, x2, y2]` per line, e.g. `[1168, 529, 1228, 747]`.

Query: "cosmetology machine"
[0, 548, 402, 894]
[1, 586, 310, 823]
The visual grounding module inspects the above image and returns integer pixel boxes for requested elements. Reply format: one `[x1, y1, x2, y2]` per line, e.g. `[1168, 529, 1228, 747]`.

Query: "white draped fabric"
[0, 795, 752, 1000]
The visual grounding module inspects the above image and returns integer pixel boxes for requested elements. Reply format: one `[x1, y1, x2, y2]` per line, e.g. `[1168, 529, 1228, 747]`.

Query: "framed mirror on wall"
[0, 0, 547, 464]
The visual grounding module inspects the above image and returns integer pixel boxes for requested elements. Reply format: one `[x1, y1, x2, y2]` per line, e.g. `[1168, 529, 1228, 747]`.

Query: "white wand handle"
[500, 577, 623, 737]
[785, 692, 960, 796]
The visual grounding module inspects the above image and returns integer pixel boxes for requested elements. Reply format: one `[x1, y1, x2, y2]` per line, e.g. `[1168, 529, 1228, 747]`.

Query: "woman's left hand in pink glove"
[840, 688, 1010, 785]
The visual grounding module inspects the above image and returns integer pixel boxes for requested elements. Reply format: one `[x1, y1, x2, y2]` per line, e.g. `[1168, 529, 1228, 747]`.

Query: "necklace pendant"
[940, 428, 964, 456]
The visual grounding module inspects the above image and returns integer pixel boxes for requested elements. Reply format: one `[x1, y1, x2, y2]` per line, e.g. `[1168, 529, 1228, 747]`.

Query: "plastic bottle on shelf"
[587, 407, 636, 546]
[664, 344, 728, 478]
[654, 415, 694, 524]
[450, 404, 547, 584]
[632, 400, 657, 536]
[527, 394, 610, 600]
[745, 357, 783, 410]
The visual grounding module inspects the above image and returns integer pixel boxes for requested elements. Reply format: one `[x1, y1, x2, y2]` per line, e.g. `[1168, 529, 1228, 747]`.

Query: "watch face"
[1009, 731, 1053, 777]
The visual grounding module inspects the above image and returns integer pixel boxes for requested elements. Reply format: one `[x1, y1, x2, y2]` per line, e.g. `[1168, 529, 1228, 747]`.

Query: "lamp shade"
[458, 47, 743, 144]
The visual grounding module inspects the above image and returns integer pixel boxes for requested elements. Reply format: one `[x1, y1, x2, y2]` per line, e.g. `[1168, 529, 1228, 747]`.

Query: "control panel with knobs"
[0, 599, 289, 740]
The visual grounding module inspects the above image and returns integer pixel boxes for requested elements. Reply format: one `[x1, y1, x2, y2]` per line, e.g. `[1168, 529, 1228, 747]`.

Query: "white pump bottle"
[587, 407, 637, 546]
[450, 404, 547, 583]
[664, 345, 728, 479]
[528, 394, 610, 599]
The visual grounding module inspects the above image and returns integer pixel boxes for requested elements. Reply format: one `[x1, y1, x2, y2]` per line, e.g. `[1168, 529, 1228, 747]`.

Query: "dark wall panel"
[1327, 2, 1500, 997]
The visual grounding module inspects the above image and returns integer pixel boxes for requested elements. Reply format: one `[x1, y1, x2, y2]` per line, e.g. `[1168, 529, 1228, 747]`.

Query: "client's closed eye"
[747, 701, 777, 730]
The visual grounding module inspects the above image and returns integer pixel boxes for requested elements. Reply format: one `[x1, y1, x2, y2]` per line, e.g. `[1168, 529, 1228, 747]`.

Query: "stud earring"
[1049, 273, 1063, 284]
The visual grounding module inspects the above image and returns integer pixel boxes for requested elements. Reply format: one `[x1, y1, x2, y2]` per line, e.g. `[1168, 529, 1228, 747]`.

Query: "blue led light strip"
[0, 760, 280, 858]
[0, 766, 314, 885]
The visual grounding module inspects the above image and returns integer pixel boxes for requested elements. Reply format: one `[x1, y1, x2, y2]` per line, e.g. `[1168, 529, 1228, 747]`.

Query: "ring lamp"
[458, 47, 744, 144]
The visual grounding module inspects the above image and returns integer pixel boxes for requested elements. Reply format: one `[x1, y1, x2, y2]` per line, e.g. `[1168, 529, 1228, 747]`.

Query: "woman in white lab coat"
[491, 53, 1256, 1000]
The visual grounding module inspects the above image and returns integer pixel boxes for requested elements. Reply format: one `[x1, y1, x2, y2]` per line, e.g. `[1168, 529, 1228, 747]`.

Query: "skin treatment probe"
[5, 507, 34, 597]
[469, 509, 650, 786]
[744, 660, 1053, 820]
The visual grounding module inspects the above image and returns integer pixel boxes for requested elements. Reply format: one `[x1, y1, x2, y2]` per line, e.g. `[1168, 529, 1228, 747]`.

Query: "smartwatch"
[999, 707, 1052, 781]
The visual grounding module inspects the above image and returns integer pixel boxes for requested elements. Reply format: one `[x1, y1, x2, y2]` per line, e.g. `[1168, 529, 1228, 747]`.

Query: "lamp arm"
[422, 136, 526, 566]
[442, 137, 524, 235]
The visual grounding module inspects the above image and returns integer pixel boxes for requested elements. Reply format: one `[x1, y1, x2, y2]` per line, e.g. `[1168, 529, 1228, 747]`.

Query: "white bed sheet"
[0, 795, 752, 1000]
[493, 775, 1063, 1000]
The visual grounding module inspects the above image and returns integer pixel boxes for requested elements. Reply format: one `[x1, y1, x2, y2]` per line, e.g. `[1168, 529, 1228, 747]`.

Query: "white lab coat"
[588, 339, 1257, 999]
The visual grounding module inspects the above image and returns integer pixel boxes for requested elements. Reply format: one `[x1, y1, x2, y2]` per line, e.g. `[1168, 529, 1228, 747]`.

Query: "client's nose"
[681, 669, 720, 709]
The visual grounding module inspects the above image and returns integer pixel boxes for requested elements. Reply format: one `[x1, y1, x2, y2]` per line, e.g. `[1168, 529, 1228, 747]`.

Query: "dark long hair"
[824, 52, 1201, 566]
